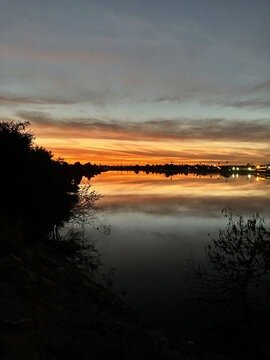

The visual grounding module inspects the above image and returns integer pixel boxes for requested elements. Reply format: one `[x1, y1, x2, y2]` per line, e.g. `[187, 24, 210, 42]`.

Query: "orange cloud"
[9, 111, 270, 165]
[40, 139, 268, 165]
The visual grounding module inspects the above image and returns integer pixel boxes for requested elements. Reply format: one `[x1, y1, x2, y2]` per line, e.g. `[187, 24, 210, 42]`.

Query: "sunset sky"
[1, 0, 269, 164]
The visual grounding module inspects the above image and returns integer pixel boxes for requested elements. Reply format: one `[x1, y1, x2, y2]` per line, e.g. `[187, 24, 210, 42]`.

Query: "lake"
[84, 171, 270, 339]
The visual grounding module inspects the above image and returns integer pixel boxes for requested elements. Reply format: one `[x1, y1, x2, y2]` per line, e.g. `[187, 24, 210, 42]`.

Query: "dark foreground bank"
[0, 121, 226, 359]
[0, 240, 227, 360]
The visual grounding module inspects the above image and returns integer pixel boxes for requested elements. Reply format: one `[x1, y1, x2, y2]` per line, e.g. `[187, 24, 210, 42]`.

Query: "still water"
[86, 171, 270, 337]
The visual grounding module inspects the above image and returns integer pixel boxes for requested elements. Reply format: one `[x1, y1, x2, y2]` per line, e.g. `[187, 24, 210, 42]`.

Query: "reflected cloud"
[98, 194, 270, 218]
[91, 172, 270, 218]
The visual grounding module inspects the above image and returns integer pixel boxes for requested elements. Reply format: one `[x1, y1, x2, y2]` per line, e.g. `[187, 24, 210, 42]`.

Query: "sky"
[0, 0, 269, 164]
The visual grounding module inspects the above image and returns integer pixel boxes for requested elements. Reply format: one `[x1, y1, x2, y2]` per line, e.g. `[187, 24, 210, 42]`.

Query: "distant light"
[256, 165, 260, 169]
[248, 167, 252, 171]
[232, 174, 235, 178]
[232, 167, 235, 170]
[247, 174, 251, 179]
[236, 167, 239, 170]
[236, 174, 239, 177]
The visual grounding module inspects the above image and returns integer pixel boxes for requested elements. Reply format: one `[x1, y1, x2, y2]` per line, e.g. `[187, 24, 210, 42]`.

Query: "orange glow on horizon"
[32, 124, 268, 166]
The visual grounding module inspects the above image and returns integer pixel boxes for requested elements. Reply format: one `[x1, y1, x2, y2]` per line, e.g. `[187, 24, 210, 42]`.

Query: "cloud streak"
[0, 45, 109, 63]
[250, 80, 270, 92]
[48, 145, 267, 164]
[225, 99, 270, 109]
[0, 94, 76, 106]
[18, 111, 270, 143]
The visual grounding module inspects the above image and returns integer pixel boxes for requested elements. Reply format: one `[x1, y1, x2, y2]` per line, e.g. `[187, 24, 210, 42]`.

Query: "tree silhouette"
[0, 121, 78, 242]
[187, 210, 270, 357]
[189, 210, 270, 325]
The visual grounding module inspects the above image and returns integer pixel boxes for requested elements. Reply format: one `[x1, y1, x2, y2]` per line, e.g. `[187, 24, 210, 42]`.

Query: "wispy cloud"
[250, 80, 270, 92]
[17, 111, 270, 143]
[46, 143, 268, 165]
[0, 94, 76, 106]
[0, 45, 109, 63]
[225, 98, 270, 109]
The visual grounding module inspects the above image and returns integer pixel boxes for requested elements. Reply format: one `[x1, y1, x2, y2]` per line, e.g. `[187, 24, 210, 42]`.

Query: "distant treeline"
[106, 164, 232, 177]
[63, 161, 104, 184]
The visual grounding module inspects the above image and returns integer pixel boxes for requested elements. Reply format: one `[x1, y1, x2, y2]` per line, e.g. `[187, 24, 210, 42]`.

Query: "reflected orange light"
[87, 171, 266, 199]
[80, 171, 270, 218]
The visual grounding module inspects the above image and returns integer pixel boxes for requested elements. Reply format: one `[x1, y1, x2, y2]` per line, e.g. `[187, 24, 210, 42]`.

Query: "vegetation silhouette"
[0, 121, 102, 245]
[188, 209, 270, 358]
[1, 121, 188, 360]
[108, 163, 231, 177]
[108, 163, 270, 179]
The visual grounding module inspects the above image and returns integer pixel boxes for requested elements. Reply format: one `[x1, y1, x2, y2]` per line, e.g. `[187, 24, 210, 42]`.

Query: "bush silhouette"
[188, 209, 270, 357]
[0, 121, 78, 242]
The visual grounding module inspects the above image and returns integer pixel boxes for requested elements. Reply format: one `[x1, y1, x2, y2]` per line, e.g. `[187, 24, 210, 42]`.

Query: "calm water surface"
[86, 171, 270, 337]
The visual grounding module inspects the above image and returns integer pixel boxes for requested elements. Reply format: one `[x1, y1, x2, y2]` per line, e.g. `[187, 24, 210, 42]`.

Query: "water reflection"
[91, 171, 270, 217]
[86, 172, 270, 337]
